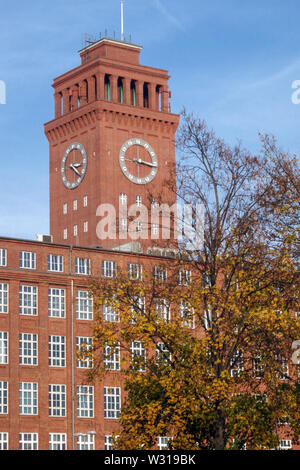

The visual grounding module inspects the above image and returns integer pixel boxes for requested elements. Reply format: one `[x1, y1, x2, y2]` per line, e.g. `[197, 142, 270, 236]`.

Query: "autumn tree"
[83, 111, 300, 450]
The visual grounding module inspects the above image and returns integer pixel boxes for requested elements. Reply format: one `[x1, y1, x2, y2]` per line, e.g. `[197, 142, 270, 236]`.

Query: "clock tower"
[44, 37, 180, 252]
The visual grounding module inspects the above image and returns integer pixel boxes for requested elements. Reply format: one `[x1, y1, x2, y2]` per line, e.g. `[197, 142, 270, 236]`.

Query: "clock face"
[119, 138, 158, 185]
[61, 142, 87, 189]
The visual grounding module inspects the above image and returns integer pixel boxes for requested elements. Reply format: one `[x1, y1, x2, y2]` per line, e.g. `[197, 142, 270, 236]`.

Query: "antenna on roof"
[121, 0, 124, 41]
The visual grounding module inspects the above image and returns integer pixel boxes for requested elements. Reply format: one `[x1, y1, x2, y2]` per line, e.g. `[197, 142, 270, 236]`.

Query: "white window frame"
[158, 436, 172, 450]
[136, 195, 142, 207]
[19, 333, 38, 366]
[155, 298, 170, 323]
[230, 350, 244, 377]
[77, 433, 94, 450]
[74, 225, 78, 237]
[0, 283, 8, 314]
[120, 193, 127, 205]
[19, 382, 38, 415]
[49, 335, 66, 368]
[75, 257, 91, 275]
[178, 269, 192, 286]
[49, 384, 66, 417]
[278, 440, 292, 450]
[83, 195, 88, 208]
[49, 433, 67, 450]
[76, 385, 94, 418]
[76, 336, 93, 369]
[19, 433, 38, 450]
[0, 381, 8, 414]
[103, 301, 119, 323]
[83, 221, 88, 233]
[48, 287, 66, 318]
[19, 251, 36, 270]
[19, 285, 38, 316]
[180, 301, 195, 329]
[104, 342, 120, 371]
[0, 432, 8, 450]
[128, 263, 142, 280]
[63, 203, 68, 215]
[0, 331, 8, 364]
[153, 266, 167, 282]
[63, 228, 68, 240]
[156, 343, 171, 366]
[0, 249, 7, 267]
[102, 260, 117, 278]
[48, 254, 64, 272]
[104, 387, 121, 419]
[76, 290, 93, 320]
[131, 341, 146, 372]
[73, 200, 78, 211]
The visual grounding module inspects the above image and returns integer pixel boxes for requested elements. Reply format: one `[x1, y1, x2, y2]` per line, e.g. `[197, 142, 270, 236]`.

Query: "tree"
[83, 111, 300, 450]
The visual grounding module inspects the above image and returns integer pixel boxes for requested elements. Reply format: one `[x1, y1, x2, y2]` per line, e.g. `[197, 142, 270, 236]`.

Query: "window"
[103, 301, 119, 323]
[153, 266, 167, 282]
[19, 285, 37, 316]
[136, 221, 142, 233]
[49, 335, 66, 367]
[130, 296, 145, 323]
[230, 351, 244, 377]
[102, 260, 117, 278]
[178, 269, 192, 286]
[49, 384, 66, 417]
[48, 254, 63, 272]
[63, 229, 68, 240]
[128, 263, 142, 280]
[49, 434, 67, 451]
[77, 434, 95, 450]
[118, 77, 124, 104]
[104, 342, 120, 371]
[83, 195, 88, 207]
[0, 283, 8, 314]
[131, 341, 146, 372]
[105, 435, 115, 450]
[73, 200, 77, 211]
[74, 225, 78, 237]
[19, 251, 36, 269]
[252, 355, 264, 379]
[120, 218, 127, 232]
[180, 301, 195, 329]
[156, 343, 171, 366]
[0, 249, 7, 267]
[75, 257, 91, 275]
[278, 356, 289, 380]
[120, 193, 127, 205]
[0, 332, 8, 364]
[19, 433, 38, 450]
[63, 203, 68, 215]
[48, 288, 65, 318]
[19, 333, 38, 366]
[76, 290, 93, 320]
[158, 437, 172, 450]
[105, 74, 111, 101]
[136, 195, 142, 207]
[76, 337, 93, 369]
[0, 382, 8, 414]
[83, 221, 88, 233]
[104, 387, 121, 419]
[0, 433, 8, 450]
[77, 385, 94, 418]
[131, 80, 136, 106]
[19, 382, 38, 415]
[152, 223, 159, 236]
[155, 299, 170, 323]
[278, 440, 292, 450]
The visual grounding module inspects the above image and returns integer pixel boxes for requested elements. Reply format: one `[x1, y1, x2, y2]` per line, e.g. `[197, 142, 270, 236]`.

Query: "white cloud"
[153, 0, 185, 32]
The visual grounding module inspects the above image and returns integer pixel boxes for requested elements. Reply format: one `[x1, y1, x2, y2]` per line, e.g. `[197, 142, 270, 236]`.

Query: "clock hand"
[72, 163, 82, 168]
[133, 158, 157, 168]
[69, 164, 81, 176]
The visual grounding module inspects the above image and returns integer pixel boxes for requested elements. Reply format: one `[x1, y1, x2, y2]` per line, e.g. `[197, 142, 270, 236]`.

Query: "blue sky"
[0, 0, 300, 239]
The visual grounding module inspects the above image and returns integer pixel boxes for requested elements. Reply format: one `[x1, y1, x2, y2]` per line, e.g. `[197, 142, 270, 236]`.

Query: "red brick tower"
[44, 38, 180, 251]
